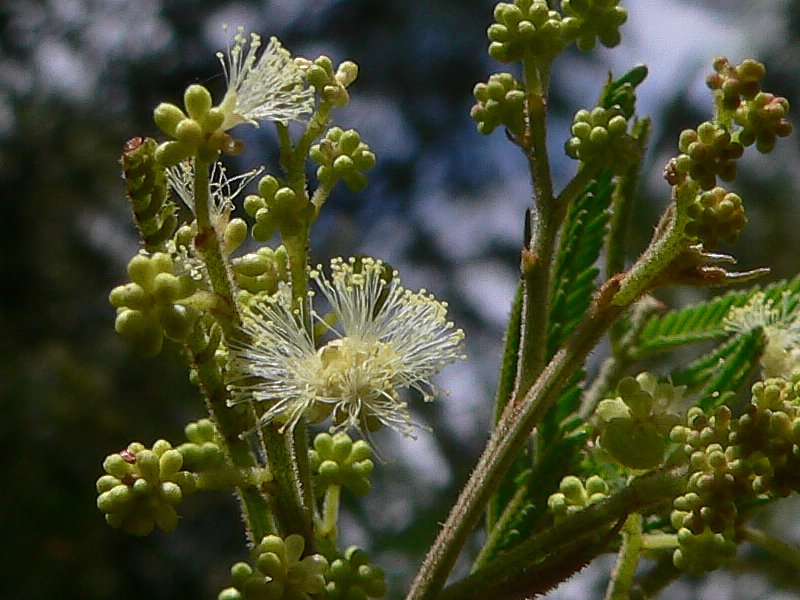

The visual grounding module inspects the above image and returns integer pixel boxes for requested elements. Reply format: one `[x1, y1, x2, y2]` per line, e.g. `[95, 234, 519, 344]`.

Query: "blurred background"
[2, 1, 800, 598]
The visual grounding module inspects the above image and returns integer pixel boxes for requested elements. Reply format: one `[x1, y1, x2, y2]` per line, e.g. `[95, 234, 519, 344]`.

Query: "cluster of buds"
[666, 58, 790, 191]
[120, 137, 177, 251]
[734, 91, 792, 153]
[707, 57, 765, 112]
[732, 378, 800, 497]
[670, 122, 744, 191]
[154, 84, 237, 165]
[561, 0, 628, 51]
[683, 187, 747, 250]
[219, 535, 328, 600]
[243, 175, 307, 241]
[299, 55, 359, 108]
[670, 378, 800, 573]
[96, 440, 197, 536]
[564, 106, 637, 173]
[309, 127, 377, 193]
[596, 373, 683, 470]
[487, 0, 577, 63]
[231, 245, 290, 297]
[109, 252, 202, 356]
[309, 432, 374, 497]
[547, 475, 609, 519]
[325, 546, 387, 600]
[670, 406, 743, 573]
[470, 72, 526, 136]
[176, 418, 227, 472]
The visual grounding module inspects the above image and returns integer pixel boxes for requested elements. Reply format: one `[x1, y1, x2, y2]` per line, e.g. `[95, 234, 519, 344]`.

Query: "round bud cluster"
[734, 92, 792, 154]
[547, 475, 609, 520]
[671, 122, 744, 191]
[564, 106, 636, 173]
[121, 137, 177, 251]
[218, 534, 328, 600]
[325, 546, 387, 600]
[309, 432, 374, 496]
[176, 418, 227, 472]
[243, 175, 303, 242]
[487, 0, 578, 63]
[154, 84, 234, 166]
[669, 405, 742, 572]
[561, 0, 628, 52]
[299, 55, 359, 108]
[706, 57, 765, 112]
[671, 523, 738, 575]
[684, 187, 747, 250]
[596, 373, 683, 470]
[109, 252, 201, 356]
[96, 440, 197, 536]
[231, 246, 290, 296]
[470, 73, 526, 136]
[310, 127, 376, 193]
[731, 378, 800, 497]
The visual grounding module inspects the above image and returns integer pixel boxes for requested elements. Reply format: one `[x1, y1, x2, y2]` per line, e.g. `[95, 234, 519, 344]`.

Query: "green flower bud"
[310, 432, 374, 496]
[184, 84, 213, 121]
[96, 439, 198, 536]
[155, 140, 193, 167]
[109, 283, 150, 311]
[153, 103, 187, 137]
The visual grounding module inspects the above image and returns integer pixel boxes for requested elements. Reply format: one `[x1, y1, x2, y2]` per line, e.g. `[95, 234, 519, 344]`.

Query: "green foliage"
[634, 274, 800, 355]
[547, 171, 613, 357]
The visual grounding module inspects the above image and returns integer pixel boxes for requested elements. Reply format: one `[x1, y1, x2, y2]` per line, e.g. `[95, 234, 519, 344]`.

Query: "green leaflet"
[475, 419, 590, 570]
[634, 275, 800, 356]
[486, 283, 527, 531]
[546, 170, 613, 359]
[672, 330, 764, 410]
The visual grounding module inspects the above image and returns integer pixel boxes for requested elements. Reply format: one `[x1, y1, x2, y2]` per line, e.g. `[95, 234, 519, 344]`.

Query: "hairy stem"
[604, 513, 643, 600]
[406, 281, 628, 600]
[439, 468, 686, 600]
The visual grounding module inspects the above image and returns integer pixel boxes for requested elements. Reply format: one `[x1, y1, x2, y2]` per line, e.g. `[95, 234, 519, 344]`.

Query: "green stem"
[406, 282, 628, 600]
[438, 468, 686, 600]
[612, 183, 696, 307]
[321, 484, 341, 540]
[604, 513, 643, 600]
[261, 424, 315, 545]
[185, 326, 275, 545]
[516, 82, 555, 399]
[192, 156, 314, 549]
[641, 533, 678, 550]
[606, 120, 651, 282]
[741, 526, 800, 571]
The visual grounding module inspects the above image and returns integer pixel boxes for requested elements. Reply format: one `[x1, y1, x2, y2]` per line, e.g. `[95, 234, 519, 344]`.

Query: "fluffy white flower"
[216, 27, 315, 130]
[724, 291, 800, 378]
[228, 257, 465, 436]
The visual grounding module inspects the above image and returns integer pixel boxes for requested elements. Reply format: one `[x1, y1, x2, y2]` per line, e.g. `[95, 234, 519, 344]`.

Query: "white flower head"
[166, 159, 262, 223]
[216, 26, 315, 130]
[228, 257, 466, 437]
[724, 291, 800, 378]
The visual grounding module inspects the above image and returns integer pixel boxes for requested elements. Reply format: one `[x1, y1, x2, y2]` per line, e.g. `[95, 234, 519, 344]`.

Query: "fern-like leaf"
[671, 330, 764, 410]
[546, 171, 614, 358]
[487, 284, 528, 531]
[634, 275, 800, 355]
